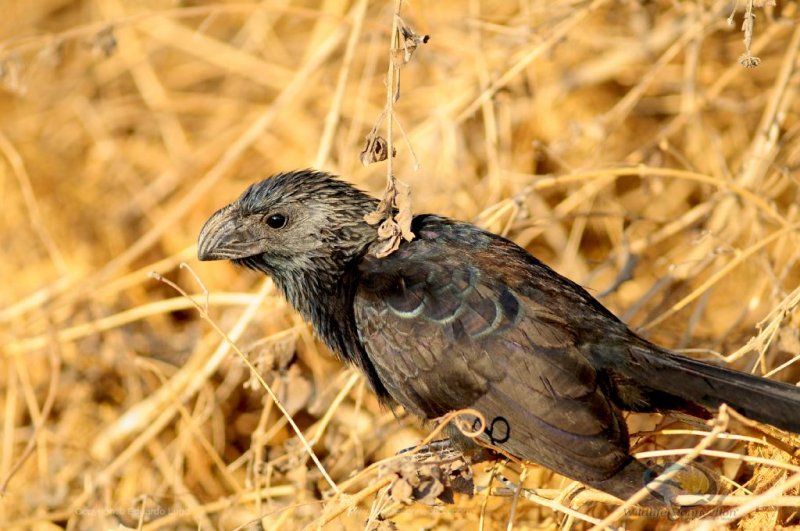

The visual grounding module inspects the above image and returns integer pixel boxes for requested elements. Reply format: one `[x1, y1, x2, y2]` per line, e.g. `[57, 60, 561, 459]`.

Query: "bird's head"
[197, 170, 379, 281]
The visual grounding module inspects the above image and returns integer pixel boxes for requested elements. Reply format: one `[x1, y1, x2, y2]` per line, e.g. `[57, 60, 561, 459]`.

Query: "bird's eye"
[265, 213, 287, 229]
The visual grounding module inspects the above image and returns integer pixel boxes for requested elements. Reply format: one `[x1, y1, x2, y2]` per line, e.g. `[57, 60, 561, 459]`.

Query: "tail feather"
[598, 338, 800, 433]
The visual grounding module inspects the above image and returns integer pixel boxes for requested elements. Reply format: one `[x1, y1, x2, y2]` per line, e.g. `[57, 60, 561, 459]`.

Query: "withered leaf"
[360, 133, 396, 167]
[389, 477, 414, 504]
[393, 179, 415, 242]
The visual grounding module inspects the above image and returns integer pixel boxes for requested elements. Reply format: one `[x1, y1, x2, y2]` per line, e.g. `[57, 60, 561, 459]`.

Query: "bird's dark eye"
[266, 213, 287, 229]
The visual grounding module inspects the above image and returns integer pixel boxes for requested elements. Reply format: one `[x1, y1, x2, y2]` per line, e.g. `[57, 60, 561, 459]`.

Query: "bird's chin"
[232, 255, 272, 274]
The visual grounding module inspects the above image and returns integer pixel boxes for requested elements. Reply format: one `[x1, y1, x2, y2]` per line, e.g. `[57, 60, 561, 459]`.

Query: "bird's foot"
[396, 438, 462, 461]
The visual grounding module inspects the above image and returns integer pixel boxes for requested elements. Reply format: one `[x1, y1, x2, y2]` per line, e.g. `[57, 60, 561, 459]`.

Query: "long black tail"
[597, 336, 800, 433]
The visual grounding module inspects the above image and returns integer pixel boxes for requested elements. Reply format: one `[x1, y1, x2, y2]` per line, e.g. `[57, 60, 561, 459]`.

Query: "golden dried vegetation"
[1, 0, 800, 529]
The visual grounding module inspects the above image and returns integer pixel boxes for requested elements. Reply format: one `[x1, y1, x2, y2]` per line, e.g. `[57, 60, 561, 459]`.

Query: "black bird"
[198, 170, 800, 506]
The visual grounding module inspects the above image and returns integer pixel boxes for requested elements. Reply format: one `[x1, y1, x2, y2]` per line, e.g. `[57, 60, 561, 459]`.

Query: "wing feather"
[355, 216, 631, 481]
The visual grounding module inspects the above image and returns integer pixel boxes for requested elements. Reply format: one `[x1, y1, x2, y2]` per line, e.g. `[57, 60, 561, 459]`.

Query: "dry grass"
[2, 0, 800, 529]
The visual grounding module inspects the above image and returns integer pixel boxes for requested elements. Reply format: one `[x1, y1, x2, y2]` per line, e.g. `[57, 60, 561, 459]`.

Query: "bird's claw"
[396, 438, 463, 462]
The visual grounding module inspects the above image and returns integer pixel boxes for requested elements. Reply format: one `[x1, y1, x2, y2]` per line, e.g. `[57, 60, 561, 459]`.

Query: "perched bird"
[198, 170, 800, 506]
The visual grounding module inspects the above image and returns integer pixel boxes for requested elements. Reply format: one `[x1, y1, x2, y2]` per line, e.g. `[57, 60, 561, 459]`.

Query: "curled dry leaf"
[385, 455, 474, 506]
[377, 218, 401, 240]
[393, 179, 415, 242]
[364, 179, 414, 259]
[389, 476, 415, 504]
[360, 131, 396, 167]
[394, 462, 445, 506]
[364, 197, 390, 226]
[373, 220, 402, 258]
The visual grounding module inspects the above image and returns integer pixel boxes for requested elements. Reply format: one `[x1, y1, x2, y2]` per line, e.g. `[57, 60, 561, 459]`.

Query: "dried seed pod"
[394, 17, 430, 65]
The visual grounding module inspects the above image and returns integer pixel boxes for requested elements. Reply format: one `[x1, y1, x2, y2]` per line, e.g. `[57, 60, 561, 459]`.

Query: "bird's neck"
[268, 240, 393, 400]
[264, 243, 368, 361]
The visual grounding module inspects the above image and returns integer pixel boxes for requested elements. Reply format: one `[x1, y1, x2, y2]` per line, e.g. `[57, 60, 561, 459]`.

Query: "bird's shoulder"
[358, 214, 529, 291]
[357, 214, 621, 328]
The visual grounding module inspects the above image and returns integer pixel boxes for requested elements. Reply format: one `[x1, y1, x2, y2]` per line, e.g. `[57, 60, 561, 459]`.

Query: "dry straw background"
[2, 0, 800, 529]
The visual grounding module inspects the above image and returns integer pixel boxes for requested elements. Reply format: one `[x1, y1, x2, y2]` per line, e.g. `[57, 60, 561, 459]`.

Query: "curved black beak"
[198, 204, 241, 261]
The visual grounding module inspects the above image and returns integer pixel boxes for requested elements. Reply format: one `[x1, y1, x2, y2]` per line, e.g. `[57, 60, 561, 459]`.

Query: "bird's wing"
[354, 217, 631, 481]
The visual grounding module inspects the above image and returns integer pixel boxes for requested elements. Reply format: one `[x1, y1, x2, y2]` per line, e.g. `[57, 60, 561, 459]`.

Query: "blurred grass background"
[1, 0, 800, 529]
